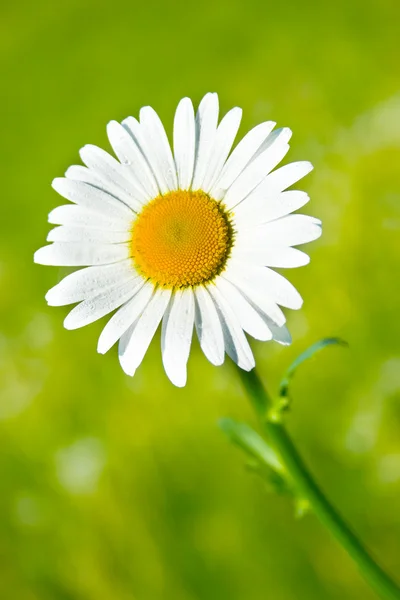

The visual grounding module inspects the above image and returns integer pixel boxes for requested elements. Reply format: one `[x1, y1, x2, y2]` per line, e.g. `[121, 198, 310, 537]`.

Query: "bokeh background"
[1, 0, 400, 598]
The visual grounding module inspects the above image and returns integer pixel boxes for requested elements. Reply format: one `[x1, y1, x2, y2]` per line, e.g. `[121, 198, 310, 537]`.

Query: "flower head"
[34, 93, 321, 386]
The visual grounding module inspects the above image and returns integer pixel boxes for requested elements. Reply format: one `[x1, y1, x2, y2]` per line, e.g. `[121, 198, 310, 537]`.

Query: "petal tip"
[121, 363, 136, 377]
[97, 337, 109, 355]
[119, 353, 136, 377]
[240, 359, 255, 372]
[282, 127, 293, 142]
[170, 376, 186, 388]
[44, 289, 56, 305]
[63, 316, 75, 330]
[51, 177, 64, 192]
[139, 105, 154, 121]
[64, 166, 75, 178]
[210, 355, 225, 367]
[33, 246, 49, 265]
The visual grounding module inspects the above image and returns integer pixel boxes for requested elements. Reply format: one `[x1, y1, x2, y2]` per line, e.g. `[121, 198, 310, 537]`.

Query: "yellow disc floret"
[131, 190, 234, 288]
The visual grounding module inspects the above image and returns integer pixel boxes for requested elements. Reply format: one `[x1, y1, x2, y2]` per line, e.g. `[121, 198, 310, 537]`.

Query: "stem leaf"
[219, 418, 283, 474]
[279, 337, 348, 399]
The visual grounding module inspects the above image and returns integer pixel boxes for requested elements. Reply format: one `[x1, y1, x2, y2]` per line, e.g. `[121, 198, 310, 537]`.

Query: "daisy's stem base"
[237, 368, 400, 600]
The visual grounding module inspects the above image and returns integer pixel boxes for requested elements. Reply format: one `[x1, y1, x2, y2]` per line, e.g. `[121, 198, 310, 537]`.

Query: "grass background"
[1, 0, 400, 598]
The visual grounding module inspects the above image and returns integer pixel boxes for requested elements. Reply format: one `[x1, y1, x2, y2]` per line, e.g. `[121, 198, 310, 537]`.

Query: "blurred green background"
[1, 0, 400, 598]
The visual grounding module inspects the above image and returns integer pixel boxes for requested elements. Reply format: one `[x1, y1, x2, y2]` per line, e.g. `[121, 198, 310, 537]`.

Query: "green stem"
[237, 368, 400, 600]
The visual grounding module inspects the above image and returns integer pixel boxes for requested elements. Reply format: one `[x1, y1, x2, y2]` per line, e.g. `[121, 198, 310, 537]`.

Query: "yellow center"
[131, 190, 233, 288]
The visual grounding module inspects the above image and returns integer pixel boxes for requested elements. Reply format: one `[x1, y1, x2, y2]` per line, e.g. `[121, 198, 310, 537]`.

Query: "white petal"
[258, 161, 313, 195]
[191, 93, 219, 190]
[52, 178, 133, 219]
[227, 260, 302, 310]
[208, 284, 255, 371]
[139, 106, 178, 193]
[224, 129, 291, 209]
[223, 260, 286, 326]
[65, 165, 105, 188]
[194, 286, 225, 366]
[173, 97, 196, 190]
[107, 120, 159, 200]
[161, 289, 195, 387]
[201, 107, 242, 192]
[45, 260, 135, 306]
[256, 266, 303, 309]
[118, 288, 172, 376]
[47, 226, 131, 244]
[216, 278, 273, 341]
[34, 242, 130, 267]
[210, 120, 275, 197]
[249, 127, 292, 163]
[233, 190, 310, 229]
[97, 283, 154, 354]
[64, 277, 142, 330]
[79, 144, 144, 212]
[268, 321, 292, 345]
[47, 205, 131, 231]
[239, 214, 322, 247]
[232, 245, 310, 268]
[122, 116, 160, 188]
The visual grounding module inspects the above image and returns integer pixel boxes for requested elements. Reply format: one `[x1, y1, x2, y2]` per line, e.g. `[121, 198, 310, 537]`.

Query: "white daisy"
[34, 93, 321, 387]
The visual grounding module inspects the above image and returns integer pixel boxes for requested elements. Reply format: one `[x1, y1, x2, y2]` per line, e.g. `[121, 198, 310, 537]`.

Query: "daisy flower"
[34, 93, 321, 387]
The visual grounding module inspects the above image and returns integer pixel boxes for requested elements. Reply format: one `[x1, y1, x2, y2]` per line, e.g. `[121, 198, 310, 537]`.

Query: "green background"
[1, 0, 400, 598]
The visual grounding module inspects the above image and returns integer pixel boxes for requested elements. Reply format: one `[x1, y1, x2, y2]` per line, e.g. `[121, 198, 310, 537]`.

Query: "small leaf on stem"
[219, 418, 284, 473]
[279, 337, 348, 399]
